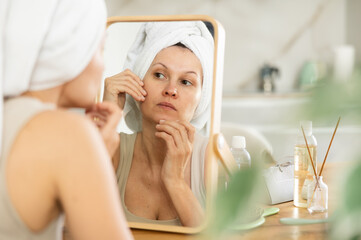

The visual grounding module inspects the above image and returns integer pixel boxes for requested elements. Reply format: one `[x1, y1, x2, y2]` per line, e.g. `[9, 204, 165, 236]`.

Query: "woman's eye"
[181, 80, 192, 86]
[155, 72, 165, 79]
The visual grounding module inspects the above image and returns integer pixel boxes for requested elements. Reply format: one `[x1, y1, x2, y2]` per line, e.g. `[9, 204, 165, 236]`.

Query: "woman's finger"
[113, 75, 146, 97]
[86, 111, 107, 122]
[158, 120, 192, 144]
[86, 114, 106, 128]
[94, 102, 122, 132]
[106, 70, 146, 98]
[119, 84, 145, 102]
[176, 120, 195, 144]
[123, 69, 144, 87]
[155, 131, 176, 150]
[94, 119, 106, 128]
[156, 122, 186, 149]
[86, 105, 112, 120]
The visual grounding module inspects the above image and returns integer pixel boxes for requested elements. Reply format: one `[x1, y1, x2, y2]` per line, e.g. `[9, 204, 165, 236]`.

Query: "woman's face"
[59, 34, 105, 108]
[140, 45, 203, 124]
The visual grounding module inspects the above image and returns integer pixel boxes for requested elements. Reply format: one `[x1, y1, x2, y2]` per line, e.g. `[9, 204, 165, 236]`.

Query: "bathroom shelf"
[222, 91, 311, 99]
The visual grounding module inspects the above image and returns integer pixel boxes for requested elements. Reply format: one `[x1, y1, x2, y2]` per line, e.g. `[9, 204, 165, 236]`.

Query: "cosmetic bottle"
[230, 136, 251, 169]
[294, 121, 317, 208]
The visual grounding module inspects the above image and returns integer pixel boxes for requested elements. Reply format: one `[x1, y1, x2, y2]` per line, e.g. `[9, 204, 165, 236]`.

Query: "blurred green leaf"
[329, 158, 361, 240]
[203, 67, 361, 240]
[305, 66, 361, 240]
[205, 165, 261, 239]
[304, 67, 361, 123]
[343, 160, 361, 212]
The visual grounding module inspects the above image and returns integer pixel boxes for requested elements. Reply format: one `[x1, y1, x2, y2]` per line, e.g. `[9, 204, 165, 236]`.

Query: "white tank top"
[0, 97, 64, 240]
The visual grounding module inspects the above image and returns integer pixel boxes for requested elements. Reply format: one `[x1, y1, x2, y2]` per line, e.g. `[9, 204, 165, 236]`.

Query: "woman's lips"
[157, 102, 177, 111]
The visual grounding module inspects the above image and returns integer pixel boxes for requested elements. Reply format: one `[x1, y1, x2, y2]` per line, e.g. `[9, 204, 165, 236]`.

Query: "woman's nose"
[163, 85, 178, 97]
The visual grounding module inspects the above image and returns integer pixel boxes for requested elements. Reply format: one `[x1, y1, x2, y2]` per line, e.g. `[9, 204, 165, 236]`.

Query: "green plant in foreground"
[205, 67, 361, 239]
[305, 67, 361, 239]
[305, 67, 361, 123]
[204, 165, 261, 239]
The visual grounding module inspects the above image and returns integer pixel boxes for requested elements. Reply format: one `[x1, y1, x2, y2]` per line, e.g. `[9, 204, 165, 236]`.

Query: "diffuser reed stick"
[301, 125, 321, 206]
[309, 117, 341, 207]
[318, 117, 341, 177]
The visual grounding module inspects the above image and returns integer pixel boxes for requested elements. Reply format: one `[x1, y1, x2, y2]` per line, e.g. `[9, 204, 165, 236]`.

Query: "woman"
[103, 22, 214, 227]
[0, 0, 132, 239]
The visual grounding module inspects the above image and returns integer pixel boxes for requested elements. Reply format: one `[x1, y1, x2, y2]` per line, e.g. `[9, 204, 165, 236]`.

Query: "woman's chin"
[153, 115, 179, 123]
[143, 112, 188, 125]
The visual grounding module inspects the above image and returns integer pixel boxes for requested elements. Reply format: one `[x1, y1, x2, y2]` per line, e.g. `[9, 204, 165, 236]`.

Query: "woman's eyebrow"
[151, 62, 201, 78]
[151, 62, 167, 69]
[185, 71, 199, 76]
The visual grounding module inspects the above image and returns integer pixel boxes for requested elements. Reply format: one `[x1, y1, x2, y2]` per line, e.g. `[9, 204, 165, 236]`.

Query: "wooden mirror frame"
[104, 15, 225, 234]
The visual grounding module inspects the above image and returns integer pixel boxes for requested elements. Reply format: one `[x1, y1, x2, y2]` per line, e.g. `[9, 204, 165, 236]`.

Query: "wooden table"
[131, 161, 351, 240]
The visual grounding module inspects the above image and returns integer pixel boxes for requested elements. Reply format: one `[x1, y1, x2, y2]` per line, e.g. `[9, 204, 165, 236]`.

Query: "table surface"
[130, 161, 351, 240]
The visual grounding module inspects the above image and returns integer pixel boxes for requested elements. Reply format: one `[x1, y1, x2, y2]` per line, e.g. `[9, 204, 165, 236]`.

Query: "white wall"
[104, 23, 142, 78]
[103, 0, 360, 162]
[104, 0, 349, 94]
[347, 0, 361, 63]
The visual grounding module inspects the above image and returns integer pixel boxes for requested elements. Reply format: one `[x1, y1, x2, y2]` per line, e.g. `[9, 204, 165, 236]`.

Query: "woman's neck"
[21, 85, 62, 106]
[137, 120, 167, 172]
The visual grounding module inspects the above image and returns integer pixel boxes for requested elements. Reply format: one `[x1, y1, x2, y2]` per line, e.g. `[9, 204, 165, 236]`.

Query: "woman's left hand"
[85, 101, 122, 157]
[155, 120, 195, 184]
[155, 120, 204, 227]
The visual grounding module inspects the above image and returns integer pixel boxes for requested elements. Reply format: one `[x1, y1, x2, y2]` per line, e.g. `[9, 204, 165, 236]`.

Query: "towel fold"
[123, 21, 214, 133]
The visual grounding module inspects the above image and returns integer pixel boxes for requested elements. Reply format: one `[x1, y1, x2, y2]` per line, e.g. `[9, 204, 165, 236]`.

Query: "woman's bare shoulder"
[20, 108, 107, 162]
[29, 109, 98, 139]
[32, 108, 93, 128]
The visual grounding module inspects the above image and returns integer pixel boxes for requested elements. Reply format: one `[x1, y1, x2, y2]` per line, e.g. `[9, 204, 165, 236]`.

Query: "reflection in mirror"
[101, 18, 221, 232]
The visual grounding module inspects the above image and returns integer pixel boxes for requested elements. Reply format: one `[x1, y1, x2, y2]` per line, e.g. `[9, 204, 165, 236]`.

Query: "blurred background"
[103, 0, 361, 163]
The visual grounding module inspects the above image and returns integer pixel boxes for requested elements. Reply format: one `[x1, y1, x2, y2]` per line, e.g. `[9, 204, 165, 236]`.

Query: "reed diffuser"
[301, 117, 341, 213]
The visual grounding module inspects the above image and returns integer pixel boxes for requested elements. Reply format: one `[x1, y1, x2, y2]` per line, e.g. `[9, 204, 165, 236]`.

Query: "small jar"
[307, 176, 328, 213]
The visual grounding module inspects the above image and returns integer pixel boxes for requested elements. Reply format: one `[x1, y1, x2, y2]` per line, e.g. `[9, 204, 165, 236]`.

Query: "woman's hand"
[86, 101, 122, 157]
[155, 120, 195, 185]
[103, 69, 147, 110]
[155, 120, 204, 227]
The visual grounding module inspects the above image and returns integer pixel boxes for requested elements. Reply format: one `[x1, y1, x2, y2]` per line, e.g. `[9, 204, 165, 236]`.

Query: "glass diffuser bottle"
[307, 176, 328, 213]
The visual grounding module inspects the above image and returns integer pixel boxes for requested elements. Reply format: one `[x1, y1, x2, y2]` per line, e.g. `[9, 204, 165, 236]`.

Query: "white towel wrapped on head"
[123, 21, 214, 133]
[2, 0, 107, 97]
[1, 0, 106, 154]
